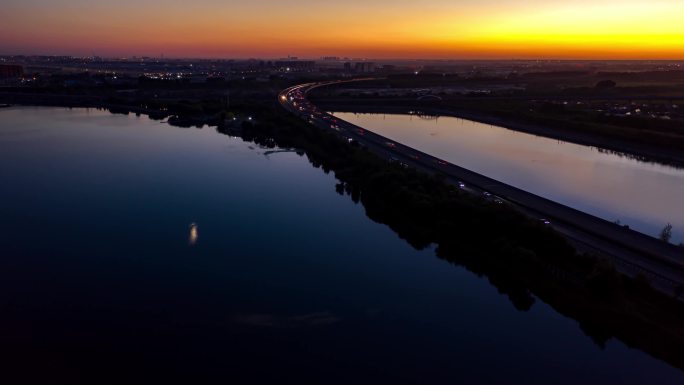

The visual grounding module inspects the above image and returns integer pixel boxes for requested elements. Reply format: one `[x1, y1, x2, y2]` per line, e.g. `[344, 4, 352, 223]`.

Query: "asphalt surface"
[279, 81, 684, 296]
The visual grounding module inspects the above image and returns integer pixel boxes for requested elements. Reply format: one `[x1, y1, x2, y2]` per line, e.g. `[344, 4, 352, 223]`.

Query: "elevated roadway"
[279, 81, 684, 296]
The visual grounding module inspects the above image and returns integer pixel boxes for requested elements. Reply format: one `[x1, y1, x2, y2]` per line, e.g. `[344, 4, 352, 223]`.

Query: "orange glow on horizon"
[1, 1, 684, 59]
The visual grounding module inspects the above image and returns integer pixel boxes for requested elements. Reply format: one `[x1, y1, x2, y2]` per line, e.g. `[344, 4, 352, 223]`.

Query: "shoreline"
[5, 92, 684, 371]
[313, 101, 684, 168]
[3, 90, 682, 167]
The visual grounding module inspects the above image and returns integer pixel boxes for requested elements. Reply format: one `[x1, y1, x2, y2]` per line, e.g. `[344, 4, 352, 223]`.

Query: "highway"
[278, 81, 684, 296]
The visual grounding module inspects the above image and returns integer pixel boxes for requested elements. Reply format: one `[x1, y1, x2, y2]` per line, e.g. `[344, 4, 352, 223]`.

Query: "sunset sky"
[2, 0, 683, 59]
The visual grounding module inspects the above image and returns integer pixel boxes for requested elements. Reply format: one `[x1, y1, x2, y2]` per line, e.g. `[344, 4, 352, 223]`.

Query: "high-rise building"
[354, 62, 375, 73]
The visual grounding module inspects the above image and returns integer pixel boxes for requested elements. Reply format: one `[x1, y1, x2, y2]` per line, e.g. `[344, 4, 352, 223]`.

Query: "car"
[386, 142, 396, 148]
[540, 219, 551, 225]
[458, 182, 465, 189]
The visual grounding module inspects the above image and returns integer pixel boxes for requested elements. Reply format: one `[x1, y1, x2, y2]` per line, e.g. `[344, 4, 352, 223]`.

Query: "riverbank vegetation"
[214, 94, 684, 371]
[4, 77, 684, 371]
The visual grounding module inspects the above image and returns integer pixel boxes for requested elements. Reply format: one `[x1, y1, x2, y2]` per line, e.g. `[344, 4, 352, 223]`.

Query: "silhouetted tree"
[660, 223, 673, 243]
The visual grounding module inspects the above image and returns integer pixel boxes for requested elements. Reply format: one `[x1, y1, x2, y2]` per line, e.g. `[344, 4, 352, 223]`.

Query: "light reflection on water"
[189, 222, 198, 246]
[1, 107, 683, 384]
[332, 112, 684, 243]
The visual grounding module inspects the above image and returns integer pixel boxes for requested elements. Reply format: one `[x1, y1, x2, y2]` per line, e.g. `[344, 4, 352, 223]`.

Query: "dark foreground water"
[1, 107, 682, 384]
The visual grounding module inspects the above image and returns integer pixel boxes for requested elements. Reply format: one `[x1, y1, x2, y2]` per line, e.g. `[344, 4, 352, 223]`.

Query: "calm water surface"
[1, 107, 682, 384]
[332, 112, 684, 244]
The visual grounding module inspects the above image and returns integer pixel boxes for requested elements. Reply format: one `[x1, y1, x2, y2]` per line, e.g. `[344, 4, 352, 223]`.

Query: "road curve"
[278, 80, 684, 296]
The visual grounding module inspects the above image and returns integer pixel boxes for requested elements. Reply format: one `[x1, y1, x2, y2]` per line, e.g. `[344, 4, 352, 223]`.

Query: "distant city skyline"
[2, 0, 684, 59]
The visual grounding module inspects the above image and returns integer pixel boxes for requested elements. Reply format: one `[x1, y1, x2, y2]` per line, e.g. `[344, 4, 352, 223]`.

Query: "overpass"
[279, 81, 684, 296]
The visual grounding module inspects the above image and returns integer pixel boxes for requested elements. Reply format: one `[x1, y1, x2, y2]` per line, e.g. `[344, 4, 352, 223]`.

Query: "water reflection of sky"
[333, 112, 684, 243]
[1, 107, 683, 383]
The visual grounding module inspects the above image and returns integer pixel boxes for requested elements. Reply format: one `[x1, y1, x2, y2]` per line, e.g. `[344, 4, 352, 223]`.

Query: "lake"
[1, 107, 682, 384]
